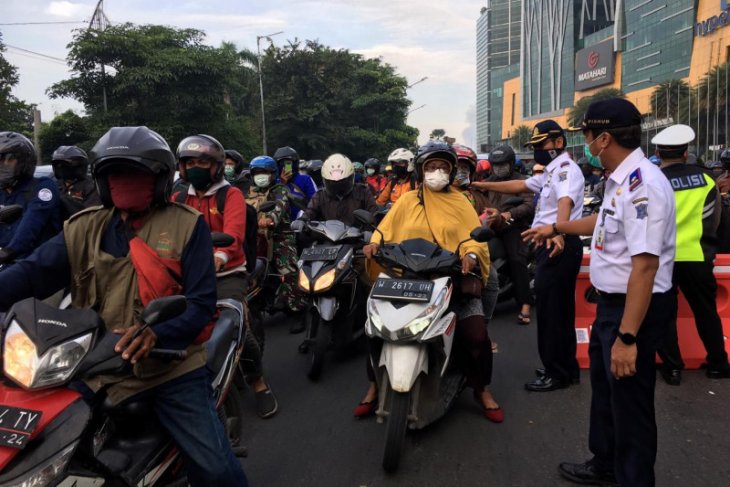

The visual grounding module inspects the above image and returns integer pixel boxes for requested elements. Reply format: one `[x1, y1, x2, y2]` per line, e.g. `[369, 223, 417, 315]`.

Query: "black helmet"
[51, 145, 89, 180]
[488, 145, 515, 166]
[273, 146, 300, 173]
[721, 149, 730, 169]
[307, 159, 323, 174]
[176, 134, 225, 187]
[414, 140, 457, 183]
[224, 149, 246, 174]
[91, 126, 175, 207]
[364, 158, 380, 173]
[0, 131, 37, 189]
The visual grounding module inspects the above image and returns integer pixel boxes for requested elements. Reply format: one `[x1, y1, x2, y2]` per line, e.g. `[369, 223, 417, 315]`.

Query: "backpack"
[174, 184, 258, 273]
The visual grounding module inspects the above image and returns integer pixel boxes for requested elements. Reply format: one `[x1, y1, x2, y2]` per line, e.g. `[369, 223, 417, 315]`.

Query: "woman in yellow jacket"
[357, 141, 503, 423]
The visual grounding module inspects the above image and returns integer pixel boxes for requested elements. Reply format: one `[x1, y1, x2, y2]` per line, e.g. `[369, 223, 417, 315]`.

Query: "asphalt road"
[238, 303, 730, 487]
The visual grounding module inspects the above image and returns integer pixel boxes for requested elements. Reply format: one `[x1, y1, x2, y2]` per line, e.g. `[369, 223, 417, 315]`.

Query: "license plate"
[0, 405, 42, 449]
[301, 246, 340, 262]
[371, 278, 434, 302]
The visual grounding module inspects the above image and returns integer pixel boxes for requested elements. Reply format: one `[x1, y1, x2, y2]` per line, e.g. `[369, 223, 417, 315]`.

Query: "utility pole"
[256, 31, 284, 154]
[89, 0, 110, 113]
[32, 106, 41, 159]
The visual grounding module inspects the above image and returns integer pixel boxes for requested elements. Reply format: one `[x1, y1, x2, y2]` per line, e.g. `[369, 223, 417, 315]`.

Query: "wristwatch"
[617, 331, 637, 345]
[466, 252, 478, 261]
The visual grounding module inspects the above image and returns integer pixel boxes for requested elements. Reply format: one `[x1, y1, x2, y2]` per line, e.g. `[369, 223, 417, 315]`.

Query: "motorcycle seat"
[205, 308, 238, 374]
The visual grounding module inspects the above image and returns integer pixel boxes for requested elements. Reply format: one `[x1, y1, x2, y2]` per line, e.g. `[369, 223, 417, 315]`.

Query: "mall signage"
[695, 1, 730, 37]
[575, 39, 615, 91]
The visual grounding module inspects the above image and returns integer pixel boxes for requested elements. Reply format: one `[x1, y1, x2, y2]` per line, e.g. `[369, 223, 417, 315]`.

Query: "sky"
[2, 0, 482, 150]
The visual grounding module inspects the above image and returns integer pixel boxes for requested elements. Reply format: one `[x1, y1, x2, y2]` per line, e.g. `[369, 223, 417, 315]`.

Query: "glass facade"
[476, 1, 521, 152]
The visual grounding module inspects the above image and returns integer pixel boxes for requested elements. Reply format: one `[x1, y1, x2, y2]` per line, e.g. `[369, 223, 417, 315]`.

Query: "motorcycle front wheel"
[382, 391, 410, 473]
[308, 314, 332, 381]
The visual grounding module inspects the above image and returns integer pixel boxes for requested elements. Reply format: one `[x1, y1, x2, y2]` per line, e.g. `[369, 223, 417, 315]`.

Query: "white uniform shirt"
[525, 152, 585, 228]
[589, 148, 676, 294]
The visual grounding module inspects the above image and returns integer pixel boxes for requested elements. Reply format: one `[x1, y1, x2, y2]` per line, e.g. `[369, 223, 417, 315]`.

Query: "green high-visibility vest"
[672, 172, 714, 262]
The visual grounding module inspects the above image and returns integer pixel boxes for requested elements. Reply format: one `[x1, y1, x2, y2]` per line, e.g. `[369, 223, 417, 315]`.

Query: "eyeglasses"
[0, 153, 17, 164]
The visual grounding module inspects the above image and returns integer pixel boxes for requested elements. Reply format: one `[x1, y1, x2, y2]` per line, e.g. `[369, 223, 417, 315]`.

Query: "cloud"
[44, 1, 88, 18]
[462, 104, 476, 149]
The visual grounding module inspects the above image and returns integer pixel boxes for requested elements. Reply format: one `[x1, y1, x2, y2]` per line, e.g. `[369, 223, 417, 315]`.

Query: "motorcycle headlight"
[4, 321, 92, 390]
[313, 268, 336, 292]
[298, 269, 310, 292]
[0, 441, 78, 487]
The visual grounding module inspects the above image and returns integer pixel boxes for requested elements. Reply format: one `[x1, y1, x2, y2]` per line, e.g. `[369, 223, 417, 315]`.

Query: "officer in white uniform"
[523, 98, 676, 486]
[473, 120, 585, 391]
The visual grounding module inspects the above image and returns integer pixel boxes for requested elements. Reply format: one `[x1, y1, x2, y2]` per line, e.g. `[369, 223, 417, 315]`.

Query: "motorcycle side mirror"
[211, 232, 235, 247]
[470, 227, 494, 243]
[141, 295, 187, 328]
[258, 201, 277, 213]
[287, 192, 308, 210]
[503, 196, 524, 207]
[0, 205, 23, 225]
[353, 209, 375, 228]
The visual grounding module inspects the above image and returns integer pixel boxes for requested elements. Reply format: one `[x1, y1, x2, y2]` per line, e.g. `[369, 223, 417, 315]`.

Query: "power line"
[0, 21, 86, 26]
[5, 50, 67, 66]
[5, 44, 67, 64]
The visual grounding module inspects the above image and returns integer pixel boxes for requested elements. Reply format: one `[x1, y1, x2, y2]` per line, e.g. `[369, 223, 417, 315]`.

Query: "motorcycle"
[0, 234, 247, 486]
[353, 209, 492, 472]
[293, 218, 368, 380]
[581, 194, 602, 248]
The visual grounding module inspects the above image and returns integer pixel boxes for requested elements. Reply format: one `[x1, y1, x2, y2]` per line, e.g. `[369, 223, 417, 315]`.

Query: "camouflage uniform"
[248, 184, 307, 312]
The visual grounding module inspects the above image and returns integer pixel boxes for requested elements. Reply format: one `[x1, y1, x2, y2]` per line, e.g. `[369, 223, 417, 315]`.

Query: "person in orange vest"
[364, 157, 387, 196]
[376, 148, 417, 206]
[172, 135, 277, 418]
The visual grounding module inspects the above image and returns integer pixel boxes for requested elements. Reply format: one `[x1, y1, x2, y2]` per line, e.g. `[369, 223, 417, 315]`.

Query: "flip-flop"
[517, 312, 531, 325]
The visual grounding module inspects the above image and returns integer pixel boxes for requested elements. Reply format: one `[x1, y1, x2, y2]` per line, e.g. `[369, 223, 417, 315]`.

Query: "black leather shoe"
[660, 367, 681, 386]
[525, 376, 569, 392]
[558, 461, 617, 486]
[535, 368, 580, 385]
[706, 367, 730, 379]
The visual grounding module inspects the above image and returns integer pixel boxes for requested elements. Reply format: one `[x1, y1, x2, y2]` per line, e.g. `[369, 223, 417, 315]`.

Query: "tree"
[568, 88, 625, 128]
[510, 125, 531, 148]
[0, 32, 33, 136]
[38, 110, 90, 162]
[48, 24, 260, 155]
[429, 129, 446, 140]
[259, 39, 418, 160]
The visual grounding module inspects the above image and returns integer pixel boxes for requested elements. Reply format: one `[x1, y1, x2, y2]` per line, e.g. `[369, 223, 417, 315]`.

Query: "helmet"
[387, 148, 415, 173]
[307, 159, 323, 174]
[452, 144, 477, 173]
[273, 146, 300, 173]
[224, 149, 246, 174]
[477, 159, 491, 173]
[649, 155, 660, 166]
[91, 126, 175, 207]
[51, 145, 89, 180]
[176, 134, 225, 186]
[364, 158, 380, 172]
[0, 131, 36, 189]
[249, 155, 278, 174]
[322, 153, 354, 199]
[707, 160, 723, 170]
[720, 149, 730, 164]
[352, 161, 365, 172]
[489, 145, 516, 166]
[299, 160, 312, 171]
[414, 141, 457, 183]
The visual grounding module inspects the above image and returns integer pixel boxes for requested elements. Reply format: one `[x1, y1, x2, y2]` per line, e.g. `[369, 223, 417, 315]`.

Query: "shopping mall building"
[476, 0, 730, 159]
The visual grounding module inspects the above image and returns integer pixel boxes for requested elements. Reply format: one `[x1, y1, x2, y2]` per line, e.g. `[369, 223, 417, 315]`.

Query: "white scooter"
[353, 210, 492, 472]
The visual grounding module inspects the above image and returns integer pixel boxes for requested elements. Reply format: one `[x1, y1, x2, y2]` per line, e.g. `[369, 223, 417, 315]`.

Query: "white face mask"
[253, 174, 272, 188]
[366, 168, 376, 176]
[423, 169, 450, 191]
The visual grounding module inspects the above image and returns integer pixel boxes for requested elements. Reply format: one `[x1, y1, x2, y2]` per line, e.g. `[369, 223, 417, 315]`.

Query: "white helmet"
[322, 153, 353, 181]
[388, 148, 415, 172]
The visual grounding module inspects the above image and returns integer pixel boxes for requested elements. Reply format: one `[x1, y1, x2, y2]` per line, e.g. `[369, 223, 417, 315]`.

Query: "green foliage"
[0, 32, 33, 136]
[48, 24, 260, 155]
[569, 88, 625, 128]
[510, 125, 531, 148]
[260, 40, 418, 160]
[38, 110, 90, 162]
[429, 129, 446, 140]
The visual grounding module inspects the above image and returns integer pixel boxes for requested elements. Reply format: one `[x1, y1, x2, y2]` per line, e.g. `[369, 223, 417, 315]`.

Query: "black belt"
[596, 290, 627, 303]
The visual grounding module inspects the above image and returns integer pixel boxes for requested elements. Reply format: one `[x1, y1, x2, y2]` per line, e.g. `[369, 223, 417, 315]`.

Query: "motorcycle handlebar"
[148, 349, 188, 361]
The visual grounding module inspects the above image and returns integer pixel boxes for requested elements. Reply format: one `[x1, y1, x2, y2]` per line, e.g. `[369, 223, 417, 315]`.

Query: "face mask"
[325, 177, 354, 199]
[366, 168, 376, 176]
[224, 166, 236, 182]
[492, 165, 511, 179]
[423, 169, 450, 191]
[586, 133, 608, 168]
[583, 143, 602, 169]
[108, 172, 155, 212]
[533, 148, 562, 165]
[0, 164, 16, 189]
[454, 169, 470, 188]
[254, 174, 272, 188]
[392, 165, 408, 178]
[186, 166, 213, 190]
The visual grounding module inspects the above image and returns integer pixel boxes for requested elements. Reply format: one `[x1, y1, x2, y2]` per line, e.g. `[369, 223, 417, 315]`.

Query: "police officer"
[651, 124, 730, 384]
[51, 145, 102, 220]
[472, 120, 584, 391]
[524, 98, 676, 486]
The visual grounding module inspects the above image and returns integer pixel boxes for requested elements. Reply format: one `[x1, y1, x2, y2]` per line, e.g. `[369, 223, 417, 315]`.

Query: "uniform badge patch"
[558, 171, 568, 182]
[629, 168, 643, 192]
[632, 197, 648, 204]
[635, 203, 648, 219]
[38, 188, 53, 202]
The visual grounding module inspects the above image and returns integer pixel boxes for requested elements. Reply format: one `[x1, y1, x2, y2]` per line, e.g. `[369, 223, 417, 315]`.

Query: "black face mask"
[324, 176, 354, 199]
[392, 165, 408, 178]
[533, 148, 562, 165]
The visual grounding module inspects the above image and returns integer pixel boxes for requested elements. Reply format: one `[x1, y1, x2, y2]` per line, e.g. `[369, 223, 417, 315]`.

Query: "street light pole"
[256, 30, 284, 154]
[407, 76, 428, 89]
[407, 104, 426, 115]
